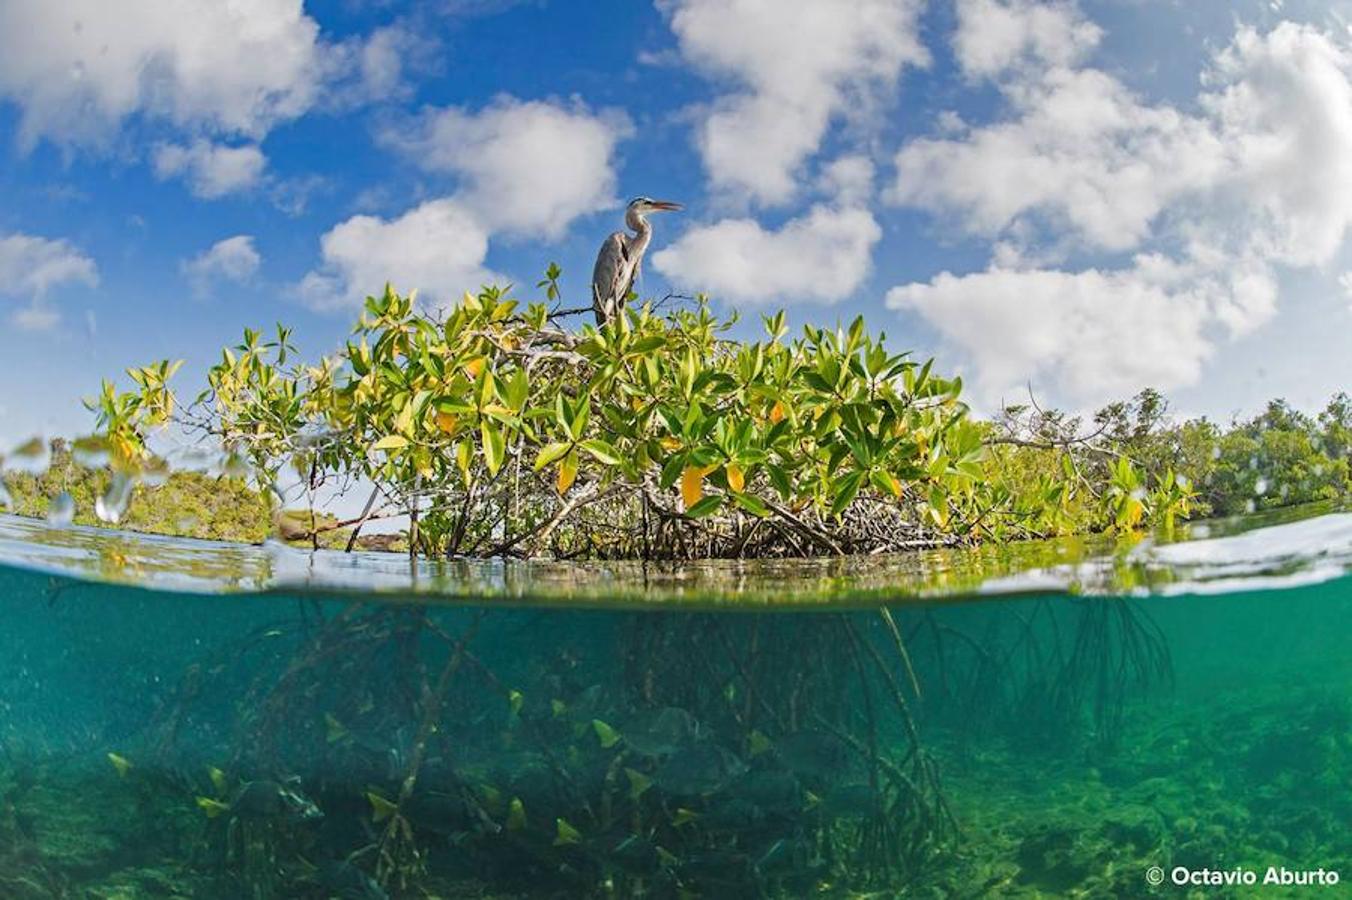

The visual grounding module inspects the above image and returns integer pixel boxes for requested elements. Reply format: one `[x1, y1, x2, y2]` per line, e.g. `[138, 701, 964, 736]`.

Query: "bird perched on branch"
[591, 196, 682, 327]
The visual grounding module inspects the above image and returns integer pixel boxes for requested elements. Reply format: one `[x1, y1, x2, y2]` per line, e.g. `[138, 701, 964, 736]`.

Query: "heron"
[591, 196, 682, 327]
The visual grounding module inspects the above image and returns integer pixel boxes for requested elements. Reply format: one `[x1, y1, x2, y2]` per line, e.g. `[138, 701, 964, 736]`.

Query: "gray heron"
[591, 196, 682, 327]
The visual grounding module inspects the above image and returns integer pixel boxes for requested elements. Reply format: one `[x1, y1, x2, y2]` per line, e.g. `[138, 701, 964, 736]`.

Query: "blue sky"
[4, 0, 1352, 449]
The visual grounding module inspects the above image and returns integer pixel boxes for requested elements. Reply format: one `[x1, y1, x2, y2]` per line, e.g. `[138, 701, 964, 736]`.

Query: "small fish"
[671, 807, 699, 826]
[316, 859, 389, 900]
[622, 707, 701, 757]
[554, 817, 583, 846]
[654, 743, 747, 796]
[230, 778, 323, 823]
[773, 730, 856, 782]
[506, 797, 527, 831]
[325, 713, 349, 744]
[207, 766, 229, 796]
[624, 767, 652, 801]
[592, 719, 621, 749]
[107, 752, 132, 778]
[196, 796, 230, 818]
[475, 782, 503, 814]
[366, 790, 399, 823]
[508, 689, 524, 716]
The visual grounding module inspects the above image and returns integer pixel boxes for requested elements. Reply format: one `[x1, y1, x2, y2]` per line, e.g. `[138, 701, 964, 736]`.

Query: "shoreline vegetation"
[5, 281, 1352, 559]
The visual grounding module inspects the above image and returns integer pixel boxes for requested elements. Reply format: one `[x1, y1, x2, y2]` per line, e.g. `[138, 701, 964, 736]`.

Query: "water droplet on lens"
[95, 474, 133, 524]
[71, 435, 110, 469]
[47, 492, 75, 526]
[140, 456, 170, 487]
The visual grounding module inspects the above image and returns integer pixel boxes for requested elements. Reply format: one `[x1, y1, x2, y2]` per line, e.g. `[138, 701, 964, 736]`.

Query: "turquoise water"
[2, 512, 1351, 897]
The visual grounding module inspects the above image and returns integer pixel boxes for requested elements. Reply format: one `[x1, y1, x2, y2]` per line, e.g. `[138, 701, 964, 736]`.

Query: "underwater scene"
[2, 510, 1352, 898]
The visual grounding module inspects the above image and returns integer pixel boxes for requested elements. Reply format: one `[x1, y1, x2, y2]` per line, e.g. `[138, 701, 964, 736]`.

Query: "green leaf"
[731, 491, 770, 518]
[534, 442, 572, 471]
[481, 421, 505, 476]
[686, 495, 723, 518]
[579, 439, 622, 466]
[829, 471, 864, 518]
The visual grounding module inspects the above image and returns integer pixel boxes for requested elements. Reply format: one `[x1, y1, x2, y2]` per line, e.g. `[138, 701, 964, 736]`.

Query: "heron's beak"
[649, 200, 683, 212]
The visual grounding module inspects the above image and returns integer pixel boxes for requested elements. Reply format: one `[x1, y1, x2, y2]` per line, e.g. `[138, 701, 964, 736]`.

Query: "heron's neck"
[626, 209, 653, 256]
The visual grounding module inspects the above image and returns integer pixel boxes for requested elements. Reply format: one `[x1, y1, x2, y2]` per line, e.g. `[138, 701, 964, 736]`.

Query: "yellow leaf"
[726, 464, 744, 493]
[557, 451, 578, 494]
[681, 466, 707, 508]
[659, 437, 681, 452]
[770, 401, 785, 423]
[464, 358, 484, 379]
[435, 411, 458, 434]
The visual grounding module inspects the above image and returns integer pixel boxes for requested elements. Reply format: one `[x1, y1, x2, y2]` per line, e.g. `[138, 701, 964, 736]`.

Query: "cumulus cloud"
[0, 0, 324, 147]
[387, 98, 631, 239]
[298, 200, 499, 312]
[891, 67, 1225, 252]
[182, 236, 261, 292]
[153, 140, 267, 199]
[0, 232, 99, 331]
[885, 3, 1352, 405]
[301, 97, 630, 313]
[887, 256, 1273, 404]
[659, 0, 926, 206]
[1204, 23, 1352, 268]
[953, 0, 1101, 78]
[653, 204, 881, 305]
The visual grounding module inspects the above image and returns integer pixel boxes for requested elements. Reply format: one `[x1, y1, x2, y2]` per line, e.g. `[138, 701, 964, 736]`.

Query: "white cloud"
[891, 67, 1225, 252]
[817, 155, 875, 205]
[887, 258, 1229, 404]
[182, 236, 262, 291]
[652, 204, 881, 305]
[659, 0, 927, 206]
[339, 23, 437, 106]
[885, 6, 1352, 406]
[298, 199, 499, 312]
[388, 98, 631, 239]
[953, 0, 1101, 78]
[0, 232, 99, 332]
[12, 304, 61, 333]
[1203, 23, 1352, 268]
[153, 140, 267, 199]
[0, 0, 325, 147]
